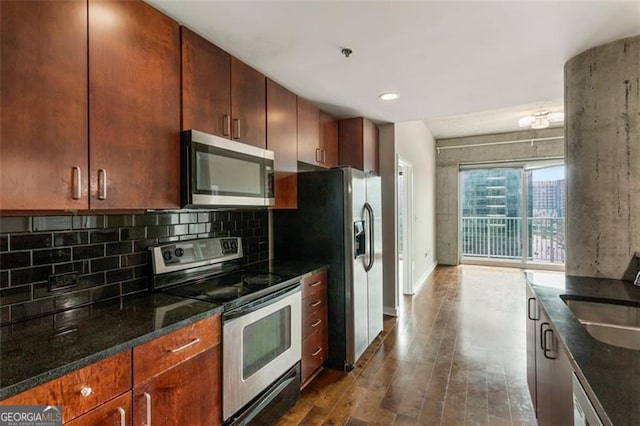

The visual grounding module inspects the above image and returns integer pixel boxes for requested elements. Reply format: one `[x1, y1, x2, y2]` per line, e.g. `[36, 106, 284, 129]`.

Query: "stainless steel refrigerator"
[273, 167, 383, 371]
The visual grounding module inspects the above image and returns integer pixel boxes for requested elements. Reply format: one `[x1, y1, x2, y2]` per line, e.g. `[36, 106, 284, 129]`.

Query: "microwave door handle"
[364, 202, 374, 272]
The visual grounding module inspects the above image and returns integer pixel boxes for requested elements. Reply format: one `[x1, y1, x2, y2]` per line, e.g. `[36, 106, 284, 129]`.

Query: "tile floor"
[277, 265, 537, 425]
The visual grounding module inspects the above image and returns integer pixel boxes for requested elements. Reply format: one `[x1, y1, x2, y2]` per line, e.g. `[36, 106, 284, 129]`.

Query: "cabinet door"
[89, 0, 180, 210]
[0, 0, 88, 210]
[338, 117, 379, 175]
[536, 310, 573, 425]
[320, 111, 339, 168]
[65, 392, 132, 426]
[133, 348, 221, 426]
[267, 79, 298, 209]
[362, 118, 379, 175]
[526, 284, 538, 415]
[181, 27, 231, 137]
[297, 97, 321, 166]
[231, 57, 266, 148]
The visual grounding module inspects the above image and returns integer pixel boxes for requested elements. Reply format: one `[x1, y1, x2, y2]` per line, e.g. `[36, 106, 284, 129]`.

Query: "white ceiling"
[148, 0, 640, 139]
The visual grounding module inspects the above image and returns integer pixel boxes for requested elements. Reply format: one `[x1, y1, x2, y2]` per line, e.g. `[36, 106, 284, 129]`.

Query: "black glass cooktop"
[161, 266, 297, 311]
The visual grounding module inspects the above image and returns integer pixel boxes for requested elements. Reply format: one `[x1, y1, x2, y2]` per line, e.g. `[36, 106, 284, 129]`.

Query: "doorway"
[397, 156, 414, 295]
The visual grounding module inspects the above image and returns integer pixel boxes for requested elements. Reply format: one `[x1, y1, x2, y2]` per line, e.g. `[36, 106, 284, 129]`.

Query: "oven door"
[222, 285, 302, 421]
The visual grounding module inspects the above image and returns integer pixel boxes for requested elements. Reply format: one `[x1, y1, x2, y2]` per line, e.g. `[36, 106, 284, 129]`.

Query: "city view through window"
[461, 165, 565, 265]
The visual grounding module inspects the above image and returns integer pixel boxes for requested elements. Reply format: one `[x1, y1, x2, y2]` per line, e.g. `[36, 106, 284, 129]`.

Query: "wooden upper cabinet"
[267, 79, 298, 209]
[297, 97, 321, 166]
[181, 27, 231, 137]
[338, 117, 379, 175]
[231, 57, 266, 148]
[89, 0, 181, 210]
[0, 0, 88, 210]
[320, 111, 339, 168]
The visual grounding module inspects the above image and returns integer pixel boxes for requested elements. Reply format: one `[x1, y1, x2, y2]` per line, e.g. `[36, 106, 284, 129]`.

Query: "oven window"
[196, 150, 262, 196]
[242, 306, 291, 379]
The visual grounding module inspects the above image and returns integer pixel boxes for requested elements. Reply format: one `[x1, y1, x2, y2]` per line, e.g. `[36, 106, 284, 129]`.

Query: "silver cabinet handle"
[80, 386, 92, 397]
[72, 166, 82, 200]
[311, 347, 323, 356]
[223, 115, 231, 136]
[311, 319, 322, 327]
[98, 168, 107, 200]
[233, 118, 241, 139]
[143, 392, 151, 426]
[309, 281, 322, 288]
[321, 149, 326, 163]
[310, 300, 322, 308]
[315, 148, 321, 163]
[117, 407, 126, 426]
[169, 337, 201, 353]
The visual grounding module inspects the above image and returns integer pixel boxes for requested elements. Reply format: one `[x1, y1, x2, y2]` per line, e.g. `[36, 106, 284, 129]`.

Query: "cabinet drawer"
[1, 351, 131, 423]
[302, 327, 328, 384]
[65, 391, 131, 426]
[133, 314, 220, 385]
[301, 269, 327, 299]
[303, 293, 326, 320]
[303, 299, 328, 338]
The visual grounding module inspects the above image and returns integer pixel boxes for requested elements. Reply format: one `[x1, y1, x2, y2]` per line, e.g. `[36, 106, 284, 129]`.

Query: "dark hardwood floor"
[278, 265, 537, 425]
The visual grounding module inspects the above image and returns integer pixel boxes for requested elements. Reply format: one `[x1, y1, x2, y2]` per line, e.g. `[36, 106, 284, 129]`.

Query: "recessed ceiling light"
[379, 92, 399, 101]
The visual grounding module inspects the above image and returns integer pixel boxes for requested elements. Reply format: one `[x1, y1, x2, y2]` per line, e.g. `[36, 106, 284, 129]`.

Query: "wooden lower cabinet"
[0, 351, 131, 423]
[133, 314, 222, 426]
[526, 287, 574, 425]
[300, 269, 328, 388]
[0, 315, 222, 426]
[133, 348, 221, 426]
[66, 392, 132, 426]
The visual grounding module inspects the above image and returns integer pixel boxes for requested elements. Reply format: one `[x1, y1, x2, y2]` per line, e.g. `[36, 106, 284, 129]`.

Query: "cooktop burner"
[204, 286, 248, 302]
[244, 273, 283, 286]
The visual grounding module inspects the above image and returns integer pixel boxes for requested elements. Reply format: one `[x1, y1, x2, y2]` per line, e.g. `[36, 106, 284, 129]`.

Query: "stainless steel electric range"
[150, 237, 301, 425]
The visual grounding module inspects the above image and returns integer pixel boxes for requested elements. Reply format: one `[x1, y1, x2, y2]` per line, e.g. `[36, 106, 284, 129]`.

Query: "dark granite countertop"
[0, 292, 223, 400]
[244, 259, 329, 280]
[0, 259, 327, 401]
[526, 272, 640, 426]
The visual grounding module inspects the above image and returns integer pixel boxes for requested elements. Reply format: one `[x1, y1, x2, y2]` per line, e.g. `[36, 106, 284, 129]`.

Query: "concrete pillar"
[565, 35, 640, 280]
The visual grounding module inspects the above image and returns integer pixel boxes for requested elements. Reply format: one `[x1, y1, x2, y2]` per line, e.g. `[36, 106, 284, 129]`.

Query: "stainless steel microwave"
[181, 130, 275, 207]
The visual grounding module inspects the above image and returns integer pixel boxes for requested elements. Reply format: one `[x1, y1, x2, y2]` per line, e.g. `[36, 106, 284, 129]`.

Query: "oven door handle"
[224, 283, 301, 321]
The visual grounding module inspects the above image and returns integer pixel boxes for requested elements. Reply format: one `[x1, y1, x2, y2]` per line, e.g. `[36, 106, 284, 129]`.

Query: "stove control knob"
[222, 241, 230, 250]
[162, 250, 172, 261]
[231, 241, 238, 251]
[175, 248, 184, 257]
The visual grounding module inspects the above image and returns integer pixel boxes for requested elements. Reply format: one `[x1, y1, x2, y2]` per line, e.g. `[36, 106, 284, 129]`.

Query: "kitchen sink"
[562, 297, 640, 351]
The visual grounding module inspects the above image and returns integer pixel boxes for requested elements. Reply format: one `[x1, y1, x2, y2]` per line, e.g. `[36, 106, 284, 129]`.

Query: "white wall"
[380, 121, 437, 316]
[395, 121, 437, 293]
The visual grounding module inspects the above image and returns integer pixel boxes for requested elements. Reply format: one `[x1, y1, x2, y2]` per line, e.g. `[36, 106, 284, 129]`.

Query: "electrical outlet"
[48, 272, 79, 292]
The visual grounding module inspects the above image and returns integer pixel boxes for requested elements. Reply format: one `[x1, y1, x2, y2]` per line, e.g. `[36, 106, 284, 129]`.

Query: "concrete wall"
[379, 121, 437, 315]
[565, 35, 640, 280]
[435, 128, 565, 265]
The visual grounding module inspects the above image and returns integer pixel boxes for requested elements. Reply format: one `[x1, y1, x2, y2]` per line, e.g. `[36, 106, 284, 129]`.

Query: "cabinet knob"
[80, 386, 92, 397]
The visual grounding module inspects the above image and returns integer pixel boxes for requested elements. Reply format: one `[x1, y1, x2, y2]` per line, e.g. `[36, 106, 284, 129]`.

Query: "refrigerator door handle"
[364, 202, 375, 272]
